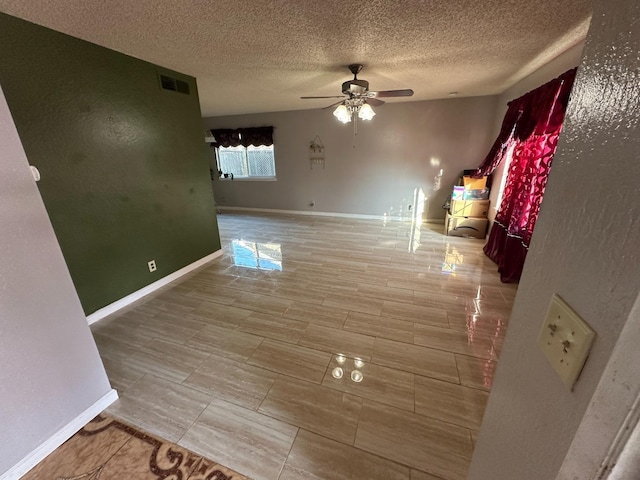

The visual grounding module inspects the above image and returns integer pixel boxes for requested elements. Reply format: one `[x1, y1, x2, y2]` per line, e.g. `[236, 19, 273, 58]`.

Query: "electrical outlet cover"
[537, 294, 596, 390]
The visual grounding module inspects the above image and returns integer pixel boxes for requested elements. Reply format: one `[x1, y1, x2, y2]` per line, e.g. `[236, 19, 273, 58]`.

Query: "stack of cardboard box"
[446, 175, 490, 239]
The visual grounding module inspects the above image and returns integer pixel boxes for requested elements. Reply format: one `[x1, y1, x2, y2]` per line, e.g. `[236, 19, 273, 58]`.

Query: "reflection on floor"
[92, 212, 516, 480]
[22, 414, 248, 480]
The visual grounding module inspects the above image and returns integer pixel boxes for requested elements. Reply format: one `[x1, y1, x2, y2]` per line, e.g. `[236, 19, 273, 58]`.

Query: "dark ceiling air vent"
[159, 74, 190, 95]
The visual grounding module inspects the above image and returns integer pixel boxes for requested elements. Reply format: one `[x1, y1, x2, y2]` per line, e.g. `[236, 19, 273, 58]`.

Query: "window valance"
[210, 126, 274, 148]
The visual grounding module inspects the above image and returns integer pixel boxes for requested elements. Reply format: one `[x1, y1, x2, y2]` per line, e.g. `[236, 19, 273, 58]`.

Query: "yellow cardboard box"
[450, 199, 490, 218]
[446, 213, 489, 239]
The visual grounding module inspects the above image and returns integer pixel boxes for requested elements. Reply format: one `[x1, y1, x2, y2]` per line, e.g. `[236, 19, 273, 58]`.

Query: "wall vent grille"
[160, 74, 190, 95]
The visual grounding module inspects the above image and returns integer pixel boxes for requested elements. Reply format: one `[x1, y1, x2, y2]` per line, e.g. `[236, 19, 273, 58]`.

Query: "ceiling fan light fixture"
[333, 104, 351, 123]
[358, 103, 376, 121]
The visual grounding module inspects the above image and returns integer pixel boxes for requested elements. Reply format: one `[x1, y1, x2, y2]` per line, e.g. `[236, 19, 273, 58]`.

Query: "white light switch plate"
[537, 294, 596, 390]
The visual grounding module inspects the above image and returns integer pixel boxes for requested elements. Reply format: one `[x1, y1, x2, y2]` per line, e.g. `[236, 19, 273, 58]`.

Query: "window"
[216, 144, 276, 179]
[494, 142, 517, 210]
[211, 126, 276, 180]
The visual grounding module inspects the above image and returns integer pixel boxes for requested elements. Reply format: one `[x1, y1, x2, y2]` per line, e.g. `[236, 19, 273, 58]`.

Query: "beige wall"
[468, 1, 640, 478]
[204, 96, 499, 220]
[0, 85, 112, 475]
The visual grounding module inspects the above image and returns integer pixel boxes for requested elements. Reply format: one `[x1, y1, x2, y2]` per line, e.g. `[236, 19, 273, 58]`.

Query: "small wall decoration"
[309, 135, 325, 169]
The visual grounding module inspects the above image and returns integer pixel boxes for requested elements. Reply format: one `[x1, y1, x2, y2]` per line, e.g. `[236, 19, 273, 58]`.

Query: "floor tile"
[322, 292, 384, 315]
[299, 324, 375, 361]
[231, 276, 280, 296]
[186, 284, 244, 305]
[322, 354, 415, 411]
[238, 311, 308, 344]
[180, 397, 298, 480]
[247, 339, 332, 383]
[343, 311, 414, 343]
[414, 324, 496, 360]
[411, 470, 448, 480]
[145, 292, 201, 313]
[125, 338, 209, 383]
[92, 333, 141, 364]
[88, 212, 517, 480]
[233, 292, 293, 315]
[372, 337, 459, 383]
[183, 354, 278, 410]
[91, 319, 155, 349]
[446, 311, 508, 338]
[136, 312, 206, 344]
[414, 375, 488, 429]
[412, 291, 468, 314]
[381, 300, 448, 325]
[357, 283, 414, 303]
[274, 285, 327, 305]
[185, 324, 264, 362]
[100, 356, 147, 392]
[188, 302, 252, 329]
[455, 354, 497, 391]
[284, 301, 348, 328]
[279, 429, 411, 480]
[258, 376, 363, 445]
[107, 375, 210, 443]
[337, 270, 389, 286]
[386, 276, 442, 292]
[355, 400, 473, 480]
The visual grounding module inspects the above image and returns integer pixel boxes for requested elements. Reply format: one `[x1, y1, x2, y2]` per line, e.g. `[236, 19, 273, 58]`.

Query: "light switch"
[537, 294, 596, 390]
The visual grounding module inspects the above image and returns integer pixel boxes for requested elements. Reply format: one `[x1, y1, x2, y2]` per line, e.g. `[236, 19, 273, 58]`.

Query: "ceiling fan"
[301, 64, 414, 125]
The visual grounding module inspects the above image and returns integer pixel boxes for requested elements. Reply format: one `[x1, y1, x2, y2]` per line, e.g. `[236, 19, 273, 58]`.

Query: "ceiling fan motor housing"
[342, 79, 369, 95]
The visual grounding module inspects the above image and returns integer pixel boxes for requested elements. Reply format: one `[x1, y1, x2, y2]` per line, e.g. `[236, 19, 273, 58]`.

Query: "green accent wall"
[0, 13, 221, 315]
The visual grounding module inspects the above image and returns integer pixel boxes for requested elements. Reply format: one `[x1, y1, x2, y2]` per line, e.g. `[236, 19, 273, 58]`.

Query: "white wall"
[486, 41, 585, 223]
[204, 96, 498, 220]
[0, 85, 113, 475]
[468, 1, 640, 479]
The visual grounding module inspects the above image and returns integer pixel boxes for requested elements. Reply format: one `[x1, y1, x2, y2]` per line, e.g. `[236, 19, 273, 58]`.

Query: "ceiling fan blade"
[369, 89, 414, 98]
[301, 96, 347, 99]
[365, 98, 385, 107]
[322, 100, 346, 110]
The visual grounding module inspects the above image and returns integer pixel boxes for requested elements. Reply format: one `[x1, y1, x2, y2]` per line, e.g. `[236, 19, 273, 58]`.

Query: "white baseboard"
[87, 249, 223, 325]
[218, 206, 445, 223]
[1, 389, 118, 480]
[218, 206, 392, 220]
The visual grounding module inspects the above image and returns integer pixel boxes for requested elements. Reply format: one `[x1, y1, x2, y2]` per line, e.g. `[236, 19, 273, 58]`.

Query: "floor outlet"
[148, 260, 157, 272]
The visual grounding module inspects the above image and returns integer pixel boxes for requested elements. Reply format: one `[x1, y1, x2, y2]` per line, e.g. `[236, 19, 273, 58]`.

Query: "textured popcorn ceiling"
[0, 0, 591, 116]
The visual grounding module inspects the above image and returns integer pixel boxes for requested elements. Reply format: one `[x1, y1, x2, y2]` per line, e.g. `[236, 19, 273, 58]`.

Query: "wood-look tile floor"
[92, 212, 516, 480]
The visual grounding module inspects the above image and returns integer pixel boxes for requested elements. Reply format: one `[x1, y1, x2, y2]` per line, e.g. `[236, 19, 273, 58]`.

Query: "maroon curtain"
[211, 127, 273, 148]
[211, 129, 242, 148]
[483, 69, 576, 282]
[473, 102, 523, 177]
[241, 126, 273, 147]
